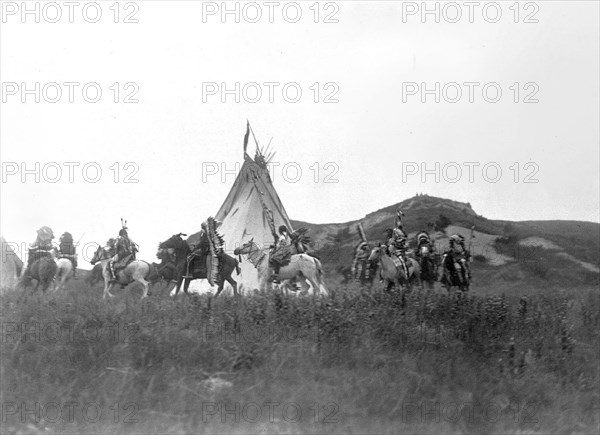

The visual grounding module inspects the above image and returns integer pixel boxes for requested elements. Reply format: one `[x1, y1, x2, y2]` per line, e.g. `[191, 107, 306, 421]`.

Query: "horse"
[440, 252, 470, 292]
[368, 245, 421, 291]
[53, 250, 74, 292]
[85, 263, 104, 287]
[417, 245, 437, 289]
[90, 245, 158, 299]
[233, 239, 329, 295]
[159, 233, 239, 297]
[17, 253, 58, 293]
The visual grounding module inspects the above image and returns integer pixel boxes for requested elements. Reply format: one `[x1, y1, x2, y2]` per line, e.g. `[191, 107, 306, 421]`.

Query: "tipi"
[189, 123, 293, 291]
[1, 236, 23, 290]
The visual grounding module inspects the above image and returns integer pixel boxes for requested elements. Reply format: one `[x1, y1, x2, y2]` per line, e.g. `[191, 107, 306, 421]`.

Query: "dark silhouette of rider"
[58, 232, 78, 278]
[27, 226, 55, 268]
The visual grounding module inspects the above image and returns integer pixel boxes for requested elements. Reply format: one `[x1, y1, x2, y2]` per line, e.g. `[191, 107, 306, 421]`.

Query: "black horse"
[159, 233, 239, 297]
[417, 245, 438, 289]
[440, 252, 470, 292]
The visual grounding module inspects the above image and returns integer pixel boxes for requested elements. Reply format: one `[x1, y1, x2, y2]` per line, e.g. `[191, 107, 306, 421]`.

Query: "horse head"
[233, 238, 256, 256]
[159, 233, 189, 254]
[90, 245, 104, 265]
[368, 246, 382, 262]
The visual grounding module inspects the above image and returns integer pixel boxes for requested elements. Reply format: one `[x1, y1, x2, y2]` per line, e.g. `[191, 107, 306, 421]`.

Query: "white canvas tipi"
[189, 124, 294, 292]
[1, 236, 23, 291]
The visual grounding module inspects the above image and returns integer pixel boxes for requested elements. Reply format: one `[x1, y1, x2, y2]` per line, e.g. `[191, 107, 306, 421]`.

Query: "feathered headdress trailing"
[206, 217, 224, 285]
[290, 227, 311, 253]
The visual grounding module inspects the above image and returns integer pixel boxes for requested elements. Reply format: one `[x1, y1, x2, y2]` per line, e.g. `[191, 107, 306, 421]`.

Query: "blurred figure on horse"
[107, 219, 138, 284]
[351, 223, 376, 284]
[57, 232, 78, 278]
[386, 208, 409, 277]
[414, 230, 437, 288]
[19, 226, 57, 292]
[447, 233, 471, 280]
[26, 226, 55, 269]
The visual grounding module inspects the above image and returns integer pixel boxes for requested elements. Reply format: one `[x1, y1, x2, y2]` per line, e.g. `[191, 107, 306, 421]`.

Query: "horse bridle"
[239, 242, 268, 267]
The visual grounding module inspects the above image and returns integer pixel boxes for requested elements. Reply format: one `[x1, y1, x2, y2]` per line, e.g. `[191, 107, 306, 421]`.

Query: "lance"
[469, 225, 475, 262]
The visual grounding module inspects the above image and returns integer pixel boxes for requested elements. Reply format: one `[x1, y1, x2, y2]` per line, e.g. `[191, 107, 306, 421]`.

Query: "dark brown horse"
[159, 233, 239, 297]
[18, 253, 57, 293]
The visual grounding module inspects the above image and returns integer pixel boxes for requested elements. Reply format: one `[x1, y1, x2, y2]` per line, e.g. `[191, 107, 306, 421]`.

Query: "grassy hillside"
[292, 194, 600, 292]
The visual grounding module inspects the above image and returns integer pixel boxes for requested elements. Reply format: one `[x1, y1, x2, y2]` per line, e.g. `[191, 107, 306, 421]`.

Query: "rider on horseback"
[447, 234, 471, 280]
[386, 208, 409, 276]
[415, 231, 436, 258]
[352, 241, 371, 280]
[58, 232, 78, 278]
[27, 226, 55, 269]
[108, 225, 138, 283]
[185, 223, 210, 278]
[270, 225, 292, 283]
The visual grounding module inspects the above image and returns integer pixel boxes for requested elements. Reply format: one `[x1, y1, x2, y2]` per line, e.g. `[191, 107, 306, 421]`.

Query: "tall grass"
[1, 284, 598, 434]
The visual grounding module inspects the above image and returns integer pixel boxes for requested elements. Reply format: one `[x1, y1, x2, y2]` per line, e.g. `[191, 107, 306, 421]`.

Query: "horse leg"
[172, 277, 184, 297]
[214, 281, 224, 297]
[138, 277, 150, 298]
[103, 276, 115, 299]
[183, 278, 192, 296]
[224, 275, 238, 297]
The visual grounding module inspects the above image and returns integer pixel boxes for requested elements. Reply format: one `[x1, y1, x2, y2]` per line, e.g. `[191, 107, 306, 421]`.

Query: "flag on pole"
[243, 120, 250, 156]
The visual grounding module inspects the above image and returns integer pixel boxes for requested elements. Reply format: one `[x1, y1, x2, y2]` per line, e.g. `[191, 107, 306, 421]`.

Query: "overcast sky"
[1, 1, 599, 267]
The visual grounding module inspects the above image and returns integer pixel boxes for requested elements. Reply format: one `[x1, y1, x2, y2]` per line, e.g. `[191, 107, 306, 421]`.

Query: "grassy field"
[1, 277, 599, 434]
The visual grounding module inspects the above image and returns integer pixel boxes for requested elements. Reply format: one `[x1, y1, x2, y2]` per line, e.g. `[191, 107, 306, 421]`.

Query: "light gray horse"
[234, 239, 328, 295]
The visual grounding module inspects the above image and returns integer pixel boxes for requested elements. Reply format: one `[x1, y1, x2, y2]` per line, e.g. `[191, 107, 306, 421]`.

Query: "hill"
[292, 194, 600, 294]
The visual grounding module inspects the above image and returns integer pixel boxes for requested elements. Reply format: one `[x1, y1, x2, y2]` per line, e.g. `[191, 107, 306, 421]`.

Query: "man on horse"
[58, 232, 78, 278]
[270, 225, 293, 283]
[415, 230, 436, 259]
[26, 226, 55, 270]
[447, 233, 471, 280]
[185, 223, 210, 278]
[352, 241, 371, 280]
[108, 225, 138, 283]
[385, 208, 410, 277]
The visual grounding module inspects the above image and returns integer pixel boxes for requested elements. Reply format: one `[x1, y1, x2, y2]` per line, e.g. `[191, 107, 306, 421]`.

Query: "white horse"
[234, 239, 328, 295]
[90, 245, 155, 299]
[52, 249, 74, 292]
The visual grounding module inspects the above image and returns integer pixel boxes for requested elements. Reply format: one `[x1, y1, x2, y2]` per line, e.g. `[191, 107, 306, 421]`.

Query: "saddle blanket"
[392, 255, 409, 276]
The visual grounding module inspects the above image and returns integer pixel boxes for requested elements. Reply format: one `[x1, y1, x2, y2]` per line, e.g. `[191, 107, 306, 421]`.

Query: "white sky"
[1, 1, 599, 267]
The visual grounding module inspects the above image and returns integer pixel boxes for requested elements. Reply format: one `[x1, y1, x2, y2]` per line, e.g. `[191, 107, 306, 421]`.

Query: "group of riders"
[352, 208, 472, 286]
[24, 224, 137, 284]
[23, 207, 471, 290]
